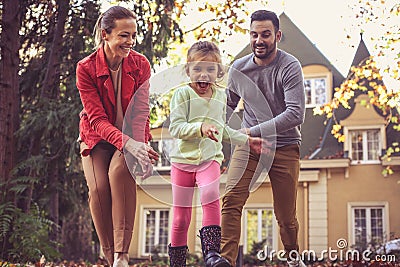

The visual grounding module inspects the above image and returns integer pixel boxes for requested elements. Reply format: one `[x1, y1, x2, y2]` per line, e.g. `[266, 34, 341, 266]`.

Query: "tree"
[0, 0, 22, 259]
[0, 0, 20, 197]
[314, 0, 400, 175]
[1, 0, 100, 262]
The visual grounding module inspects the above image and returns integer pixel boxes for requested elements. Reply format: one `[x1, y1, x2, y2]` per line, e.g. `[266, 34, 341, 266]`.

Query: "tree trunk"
[42, 0, 69, 235]
[41, 0, 69, 99]
[22, 0, 69, 213]
[0, 0, 21, 194]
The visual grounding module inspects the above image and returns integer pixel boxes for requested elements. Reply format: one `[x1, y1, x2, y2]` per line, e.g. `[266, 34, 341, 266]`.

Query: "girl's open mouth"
[197, 81, 210, 89]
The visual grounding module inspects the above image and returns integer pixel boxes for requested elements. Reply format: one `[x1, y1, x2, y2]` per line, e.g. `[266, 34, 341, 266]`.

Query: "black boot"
[199, 225, 231, 267]
[168, 243, 188, 267]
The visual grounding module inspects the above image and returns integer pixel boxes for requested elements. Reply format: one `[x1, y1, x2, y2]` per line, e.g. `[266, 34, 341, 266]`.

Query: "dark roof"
[307, 34, 371, 159]
[308, 34, 400, 159]
[387, 109, 400, 157]
[350, 33, 370, 68]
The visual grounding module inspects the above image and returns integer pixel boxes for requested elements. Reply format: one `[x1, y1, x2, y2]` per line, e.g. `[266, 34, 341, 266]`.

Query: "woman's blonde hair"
[93, 6, 137, 49]
[185, 41, 225, 79]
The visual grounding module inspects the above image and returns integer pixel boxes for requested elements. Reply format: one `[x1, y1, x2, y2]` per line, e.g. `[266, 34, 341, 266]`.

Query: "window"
[243, 208, 276, 254]
[142, 208, 170, 255]
[349, 129, 381, 163]
[150, 139, 175, 170]
[350, 205, 386, 249]
[304, 77, 328, 106]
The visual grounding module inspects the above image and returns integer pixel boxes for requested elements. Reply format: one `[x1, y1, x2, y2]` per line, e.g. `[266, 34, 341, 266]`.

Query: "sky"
[102, 0, 398, 78]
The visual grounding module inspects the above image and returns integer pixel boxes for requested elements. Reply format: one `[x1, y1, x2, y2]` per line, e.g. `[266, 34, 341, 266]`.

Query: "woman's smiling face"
[102, 18, 137, 60]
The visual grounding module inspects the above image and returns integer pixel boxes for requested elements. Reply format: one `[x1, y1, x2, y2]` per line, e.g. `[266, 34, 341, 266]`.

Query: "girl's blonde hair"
[93, 6, 137, 49]
[185, 41, 225, 79]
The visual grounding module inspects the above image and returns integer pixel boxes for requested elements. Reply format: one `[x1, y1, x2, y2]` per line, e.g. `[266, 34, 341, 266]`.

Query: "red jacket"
[76, 46, 152, 156]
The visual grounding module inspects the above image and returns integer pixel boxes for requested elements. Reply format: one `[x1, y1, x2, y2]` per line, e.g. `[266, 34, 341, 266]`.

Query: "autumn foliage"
[313, 1, 400, 175]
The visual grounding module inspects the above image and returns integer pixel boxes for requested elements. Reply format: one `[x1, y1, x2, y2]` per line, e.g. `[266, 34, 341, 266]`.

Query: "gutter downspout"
[303, 181, 309, 250]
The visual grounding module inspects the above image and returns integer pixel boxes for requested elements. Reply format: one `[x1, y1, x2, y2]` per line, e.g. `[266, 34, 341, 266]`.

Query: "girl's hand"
[248, 137, 271, 155]
[125, 138, 159, 179]
[201, 123, 219, 142]
[239, 128, 250, 135]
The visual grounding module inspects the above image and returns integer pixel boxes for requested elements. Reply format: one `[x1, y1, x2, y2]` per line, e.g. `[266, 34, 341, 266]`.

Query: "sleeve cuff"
[194, 122, 203, 138]
[250, 126, 261, 137]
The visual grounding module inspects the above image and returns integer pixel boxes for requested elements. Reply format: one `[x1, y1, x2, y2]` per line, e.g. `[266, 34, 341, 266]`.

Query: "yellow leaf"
[363, 69, 372, 77]
[313, 107, 324, 116]
[333, 124, 342, 132]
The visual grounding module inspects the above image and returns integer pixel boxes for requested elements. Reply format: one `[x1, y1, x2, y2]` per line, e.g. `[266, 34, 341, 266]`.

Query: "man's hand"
[125, 138, 159, 179]
[201, 123, 219, 142]
[248, 137, 271, 155]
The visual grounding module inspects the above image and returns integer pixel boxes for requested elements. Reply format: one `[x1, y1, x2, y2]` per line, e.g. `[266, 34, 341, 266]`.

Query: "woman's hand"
[125, 138, 159, 179]
[201, 123, 219, 142]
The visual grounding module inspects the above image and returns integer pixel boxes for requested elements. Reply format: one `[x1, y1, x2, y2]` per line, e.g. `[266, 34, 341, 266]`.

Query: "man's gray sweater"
[227, 49, 305, 147]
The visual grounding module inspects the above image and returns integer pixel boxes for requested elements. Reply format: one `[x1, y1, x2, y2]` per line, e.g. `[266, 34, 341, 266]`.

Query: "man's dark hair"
[250, 10, 279, 33]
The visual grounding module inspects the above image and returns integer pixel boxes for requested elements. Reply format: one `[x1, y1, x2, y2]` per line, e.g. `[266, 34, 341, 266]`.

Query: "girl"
[168, 41, 265, 267]
[76, 6, 158, 267]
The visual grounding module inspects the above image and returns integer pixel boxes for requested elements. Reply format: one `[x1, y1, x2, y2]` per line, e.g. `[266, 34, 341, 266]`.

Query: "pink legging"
[170, 160, 221, 246]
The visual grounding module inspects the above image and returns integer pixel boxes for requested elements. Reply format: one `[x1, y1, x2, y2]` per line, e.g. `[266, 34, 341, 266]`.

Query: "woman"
[76, 6, 158, 267]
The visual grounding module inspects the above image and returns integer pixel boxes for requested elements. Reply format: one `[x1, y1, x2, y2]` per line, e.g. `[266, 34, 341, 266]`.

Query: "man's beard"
[252, 40, 277, 59]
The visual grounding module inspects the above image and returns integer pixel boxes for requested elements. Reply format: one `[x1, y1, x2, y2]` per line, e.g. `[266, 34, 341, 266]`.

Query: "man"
[220, 10, 305, 267]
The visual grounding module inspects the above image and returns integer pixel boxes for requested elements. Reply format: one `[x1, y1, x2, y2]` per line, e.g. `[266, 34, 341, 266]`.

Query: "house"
[127, 12, 400, 264]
